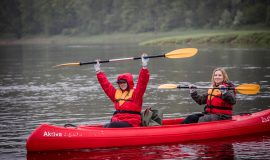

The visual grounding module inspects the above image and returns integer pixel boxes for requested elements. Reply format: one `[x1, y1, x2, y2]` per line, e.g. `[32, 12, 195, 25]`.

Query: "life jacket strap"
[115, 99, 132, 102]
[207, 94, 221, 98]
[206, 105, 232, 111]
[113, 110, 141, 115]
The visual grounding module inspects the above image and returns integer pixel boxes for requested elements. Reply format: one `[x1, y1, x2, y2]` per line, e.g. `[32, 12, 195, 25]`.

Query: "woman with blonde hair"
[182, 68, 236, 124]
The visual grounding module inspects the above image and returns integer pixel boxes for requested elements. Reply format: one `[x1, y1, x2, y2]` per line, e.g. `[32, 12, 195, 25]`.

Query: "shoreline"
[0, 30, 269, 47]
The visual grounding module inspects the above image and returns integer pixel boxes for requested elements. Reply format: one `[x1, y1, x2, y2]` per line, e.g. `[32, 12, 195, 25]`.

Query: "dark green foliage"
[0, 0, 269, 38]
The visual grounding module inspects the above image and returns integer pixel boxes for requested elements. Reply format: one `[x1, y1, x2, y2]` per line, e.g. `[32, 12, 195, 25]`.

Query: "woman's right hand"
[219, 85, 228, 95]
[94, 59, 101, 73]
[189, 84, 197, 94]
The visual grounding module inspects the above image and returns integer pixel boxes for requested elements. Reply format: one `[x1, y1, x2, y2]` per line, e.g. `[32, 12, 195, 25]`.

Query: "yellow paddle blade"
[53, 62, 80, 68]
[158, 84, 178, 89]
[236, 84, 260, 95]
[165, 48, 198, 58]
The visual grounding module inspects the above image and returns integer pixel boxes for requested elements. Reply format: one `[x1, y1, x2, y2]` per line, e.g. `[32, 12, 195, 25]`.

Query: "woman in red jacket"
[94, 54, 150, 128]
[182, 68, 236, 124]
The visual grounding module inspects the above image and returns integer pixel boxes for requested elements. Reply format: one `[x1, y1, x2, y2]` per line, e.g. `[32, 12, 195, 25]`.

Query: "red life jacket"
[115, 89, 134, 106]
[112, 73, 142, 126]
[113, 73, 140, 113]
[113, 89, 141, 116]
[206, 83, 235, 115]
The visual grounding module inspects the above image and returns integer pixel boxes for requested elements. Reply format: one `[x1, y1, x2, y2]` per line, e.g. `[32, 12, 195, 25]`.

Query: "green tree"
[1, 0, 269, 37]
[233, 10, 244, 27]
[219, 9, 233, 28]
[0, 0, 22, 38]
[266, 6, 270, 26]
[242, 1, 267, 25]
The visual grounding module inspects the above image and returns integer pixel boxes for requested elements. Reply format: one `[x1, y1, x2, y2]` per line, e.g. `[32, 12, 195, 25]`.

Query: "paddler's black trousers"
[103, 121, 132, 128]
[181, 113, 204, 124]
[181, 113, 231, 124]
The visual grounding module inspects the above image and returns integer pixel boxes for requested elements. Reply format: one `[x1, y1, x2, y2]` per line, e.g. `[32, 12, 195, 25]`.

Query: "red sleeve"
[96, 71, 116, 102]
[133, 68, 150, 105]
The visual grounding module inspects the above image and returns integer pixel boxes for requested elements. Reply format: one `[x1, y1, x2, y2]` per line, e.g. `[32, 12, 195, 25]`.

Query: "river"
[0, 44, 270, 159]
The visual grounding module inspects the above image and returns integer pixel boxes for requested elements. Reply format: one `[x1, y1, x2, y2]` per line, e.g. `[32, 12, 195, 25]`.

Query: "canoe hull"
[26, 109, 270, 151]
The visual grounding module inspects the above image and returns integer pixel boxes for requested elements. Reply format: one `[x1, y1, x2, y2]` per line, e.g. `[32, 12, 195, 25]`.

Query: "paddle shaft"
[54, 48, 198, 67]
[79, 55, 165, 65]
[178, 86, 235, 90]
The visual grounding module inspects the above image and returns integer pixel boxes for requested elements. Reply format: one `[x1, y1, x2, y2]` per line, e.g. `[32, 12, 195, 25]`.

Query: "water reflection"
[27, 133, 270, 160]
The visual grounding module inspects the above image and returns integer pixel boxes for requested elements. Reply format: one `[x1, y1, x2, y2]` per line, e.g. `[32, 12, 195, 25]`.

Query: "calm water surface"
[0, 44, 270, 159]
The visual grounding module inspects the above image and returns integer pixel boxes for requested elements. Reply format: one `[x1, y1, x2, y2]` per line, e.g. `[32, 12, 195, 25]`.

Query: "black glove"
[220, 85, 227, 95]
[189, 84, 197, 94]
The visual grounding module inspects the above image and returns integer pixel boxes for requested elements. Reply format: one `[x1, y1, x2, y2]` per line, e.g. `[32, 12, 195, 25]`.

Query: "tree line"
[0, 0, 269, 38]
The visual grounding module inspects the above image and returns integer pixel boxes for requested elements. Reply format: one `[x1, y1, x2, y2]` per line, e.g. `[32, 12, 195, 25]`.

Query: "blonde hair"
[211, 68, 229, 84]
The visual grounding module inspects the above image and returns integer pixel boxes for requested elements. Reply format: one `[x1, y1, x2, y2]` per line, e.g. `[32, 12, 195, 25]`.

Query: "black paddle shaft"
[79, 54, 165, 65]
[133, 54, 165, 60]
[80, 60, 110, 65]
[178, 85, 235, 90]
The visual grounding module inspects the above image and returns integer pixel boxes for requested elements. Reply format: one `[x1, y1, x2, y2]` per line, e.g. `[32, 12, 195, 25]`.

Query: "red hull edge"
[26, 108, 270, 151]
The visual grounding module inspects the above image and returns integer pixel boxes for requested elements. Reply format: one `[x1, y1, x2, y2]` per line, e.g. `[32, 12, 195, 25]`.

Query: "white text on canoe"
[261, 116, 270, 123]
[43, 131, 82, 137]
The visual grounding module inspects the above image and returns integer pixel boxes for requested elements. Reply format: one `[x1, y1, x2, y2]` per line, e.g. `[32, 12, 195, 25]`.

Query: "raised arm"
[97, 72, 116, 102]
[132, 54, 150, 105]
[94, 60, 116, 102]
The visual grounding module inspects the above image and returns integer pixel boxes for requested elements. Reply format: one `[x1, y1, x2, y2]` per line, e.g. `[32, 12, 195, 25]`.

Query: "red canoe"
[26, 108, 270, 151]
